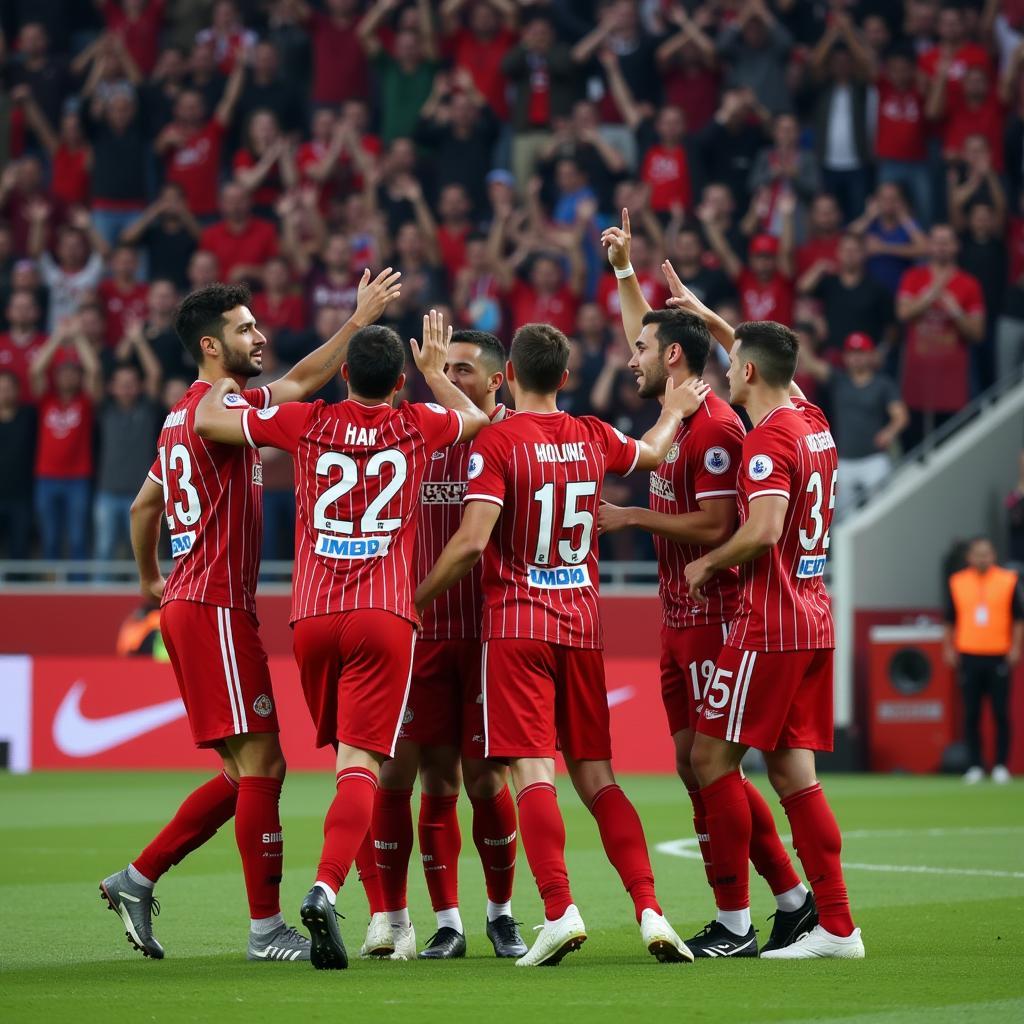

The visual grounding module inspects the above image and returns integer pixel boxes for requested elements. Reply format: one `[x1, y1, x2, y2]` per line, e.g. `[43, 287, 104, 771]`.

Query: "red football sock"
[418, 793, 462, 912]
[235, 776, 283, 919]
[687, 787, 716, 893]
[589, 785, 661, 921]
[701, 770, 751, 912]
[470, 785, 518, 904]
[371, 786, 413, 911]
[782, 783, 855, 936]
[744, 777, 802, 896]
[133, 770, 238, 882]
[515, 782, 573, 921]
[317, 768, 378, 894]
[354, 827, 386, 915]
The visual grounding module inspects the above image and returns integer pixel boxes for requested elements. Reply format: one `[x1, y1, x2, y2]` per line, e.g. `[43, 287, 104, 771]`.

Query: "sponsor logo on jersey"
[650, 474, 676, 501]
[748, 454, 774, 481]
[252, 694, 274, 718]
[223, 392, 249, 408]
[665, 443, 680, 464]
[421, 480, 466, 504]
[170, 530, 196, 558]
[256, 405, 279, 420]
[251, 462, 263, 486]
[467, 452, 484, 479]
[526, 564, 593, 589]
[315, 533, 392, 559]
[704, 447, 730, 475]
[796, 554, 827, 578]
[804, 430, 836, 453]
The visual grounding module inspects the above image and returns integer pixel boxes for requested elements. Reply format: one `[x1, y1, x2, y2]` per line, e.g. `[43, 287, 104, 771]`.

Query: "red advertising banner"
[25, 654, 675, 773]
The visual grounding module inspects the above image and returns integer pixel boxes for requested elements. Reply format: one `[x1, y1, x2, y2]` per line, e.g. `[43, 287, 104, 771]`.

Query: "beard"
[222, 344, 261, 378]
[636, 361, 669, 399]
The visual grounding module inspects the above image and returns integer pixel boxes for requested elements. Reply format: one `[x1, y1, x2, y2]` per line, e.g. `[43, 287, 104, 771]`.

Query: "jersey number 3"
[799, 469, 837, 552]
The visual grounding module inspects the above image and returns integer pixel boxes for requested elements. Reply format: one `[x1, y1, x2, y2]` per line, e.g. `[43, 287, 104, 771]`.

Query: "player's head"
[342, 324, 406, 401]
[508, 322, 570, 396]
[728, 320, 799, 405]
[446, 329, 506, 411]
[630, 309, 712, 400]
[965, 536, 997, 572]
[174, 283, 265, 377]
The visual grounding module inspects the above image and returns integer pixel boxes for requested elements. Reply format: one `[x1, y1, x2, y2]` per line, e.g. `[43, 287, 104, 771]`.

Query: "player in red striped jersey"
[414, 322, 704, 967]
[99, 272, 401, 963]
[595, 214, 813, 957]
[194, 311, 491, 970]
[371, 329, 525, 962]
[676, 288, 864, 960]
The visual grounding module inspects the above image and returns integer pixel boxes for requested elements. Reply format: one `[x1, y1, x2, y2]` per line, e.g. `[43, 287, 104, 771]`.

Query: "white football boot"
[515, 904, 587, 967]
[389, 923, 417, 961]
[760, 924, 865, 960]
[360, 912, 394, 958]
[640, 908, 694, 963]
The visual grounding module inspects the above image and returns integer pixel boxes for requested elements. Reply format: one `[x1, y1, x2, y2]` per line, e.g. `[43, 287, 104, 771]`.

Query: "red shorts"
[161, 600, 278, 748]
[660, 622, 731, 735]
[481, 639, 611, 760]
[695, 646, 835, 753]
[292, 609, 416, 756]
[401, 638, 485, 759]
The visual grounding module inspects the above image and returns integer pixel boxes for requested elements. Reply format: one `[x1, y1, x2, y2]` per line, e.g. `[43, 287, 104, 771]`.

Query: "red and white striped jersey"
[726, 399, 837, 652]
[150, 379, 272, 614]
[465, 410, 640, 649]
[241, 398, 463, 625]
[651, 393, 744, 629]
[415, 404, 511, 641]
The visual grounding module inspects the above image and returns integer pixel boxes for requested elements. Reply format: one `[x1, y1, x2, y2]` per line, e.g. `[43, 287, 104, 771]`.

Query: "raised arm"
[214, 56, 247, 128]
[662, 260, 736, 353]
[29, 329, 64, 399]
[72, 329, 104, 403]
[601, 207, 650, 350]
[697, 207, 743, 280]
[358, 0, 398, 57]
[12, 86, 59, 155]
[598, 49, 643, 130]
[416, 0, 439, 62]
[267, 267, 402, 404]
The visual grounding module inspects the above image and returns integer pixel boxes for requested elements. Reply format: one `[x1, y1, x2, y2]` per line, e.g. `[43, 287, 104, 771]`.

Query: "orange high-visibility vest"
[950, 566, 1019, 656]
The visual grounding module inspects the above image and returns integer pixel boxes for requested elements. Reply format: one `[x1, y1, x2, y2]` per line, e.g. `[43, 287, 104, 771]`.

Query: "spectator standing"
[929, 65, 1006, 171]
[195, 0, 258, 74]
[232, 110, 297, 218]
[747, 113, 821, 241]
[0, 371, 36, 560]
[7, 23, 71, 152]
[852, 181, 929, 293]
[918, 4, 992, 110]
[120, 184, 201, 291]
[198, 183, 279, 285]
[235, 42, 304, 136]
[98, 245, 148, 348]
[138, 278, 191, 382]
[440, 0, 518, 123]
[956, 201, 1006, 392]
[800, 332, 908, 515]
[0, 156, 66, 258]
[301, 0, 370, 107]
[0, 290, 47, 398]
[94, 358, 162, 564]
[28, 324, 103, 563]
[944, 536, 1021, 785]
[100, 0, 166, 78]
[29, 211, 108, 332]
[715, 0, 794, 115]
[655, 5, 721, 134]
[896, 223, 986, 448]
[795, 193, 844, 278]
[696, 88, 771, 214]
[251, 256, 305, 334]
[665, 225, 734, 310]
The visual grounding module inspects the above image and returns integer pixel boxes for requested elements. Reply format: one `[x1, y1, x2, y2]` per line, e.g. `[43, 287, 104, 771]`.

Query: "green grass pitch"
[3, 771, 1022, 1023]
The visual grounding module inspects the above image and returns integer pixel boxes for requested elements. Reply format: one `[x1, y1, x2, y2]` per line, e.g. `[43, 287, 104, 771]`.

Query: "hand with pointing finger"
[600, 207, 632, 271]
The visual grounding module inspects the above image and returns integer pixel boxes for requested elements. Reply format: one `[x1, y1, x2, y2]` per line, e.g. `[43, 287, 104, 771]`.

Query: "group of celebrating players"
[98, 207, 864, 971]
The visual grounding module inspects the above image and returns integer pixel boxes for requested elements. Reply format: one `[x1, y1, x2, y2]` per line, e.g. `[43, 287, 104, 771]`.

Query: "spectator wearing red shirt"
[442, 0, 518, 121]
[499, 251, 583, 338]
[303, 0, 370, 106]
[154, 61, 245, 219]
[918, 5, 992, 110]
[0, 291, 46, 398]
[928, 65, 1006, 171]
[252, 256, 306, 335]
[195, 0, 257, 75]
[796, 194, 843, 278]
[98, 246, 148, 347]
[875, 46, 931, 225]
[434, 183, 475, 287]
[232, 109, 297, 217]
[199, 183, 279, 285]
[101, 0, 165, 77]
[654, 5, 720, 134]
[897, 223, 986, 448]
[636, 105, 693, 215]
[297, 102, 381, 213]
[0, 156, 67, 258]
[28, 324, 103, 562]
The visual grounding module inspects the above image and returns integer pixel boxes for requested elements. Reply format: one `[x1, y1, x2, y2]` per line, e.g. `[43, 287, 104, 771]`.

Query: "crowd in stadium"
[1, 0, 1023, 564]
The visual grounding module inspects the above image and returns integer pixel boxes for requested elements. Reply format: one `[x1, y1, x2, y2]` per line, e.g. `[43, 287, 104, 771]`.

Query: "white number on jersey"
[799, 469, 838, 552]
[532, 480, 597, 566]
[313, 449, 409, 535]
[159, 443, 202, 527]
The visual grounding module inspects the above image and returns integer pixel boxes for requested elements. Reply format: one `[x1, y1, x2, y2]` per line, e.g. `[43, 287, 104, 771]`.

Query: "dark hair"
[450, 329, 506, 375]
[640, 309, 712, 375]
[510, 322, 570, 393]
[346, 324, 405, 399]
[174, 283, 251, 364]
[734, 320, 799, 388]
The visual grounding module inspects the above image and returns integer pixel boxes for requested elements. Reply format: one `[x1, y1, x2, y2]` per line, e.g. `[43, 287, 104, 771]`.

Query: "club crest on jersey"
[796, 555, 827, 579]
[467, 453, 484, 479]
[748, 455, 774, 481]
[403, 707, 414, 725]
[257, 406, 279, 420]
[170, 531, 195, 558]
[425, 402, 446, 414]
[431, 449, 446, 460]
[526, 564, 592, 589]
[665, 443, 680, 464]
[251, 462, 263, 486]
[222, 392, 249, 408]
[252, 694, 274, 717]
[704, 447, 730, 475]
[315, 533, 392, 559]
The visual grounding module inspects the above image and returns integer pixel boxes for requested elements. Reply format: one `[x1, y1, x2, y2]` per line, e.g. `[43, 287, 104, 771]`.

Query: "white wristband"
[614, 264, 635, 280]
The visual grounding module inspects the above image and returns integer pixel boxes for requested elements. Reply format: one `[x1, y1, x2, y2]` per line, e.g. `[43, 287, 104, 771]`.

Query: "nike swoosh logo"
[53, 680, 187, 757]
[607, 686, 635, 708]
[703, 711, 725, 720]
